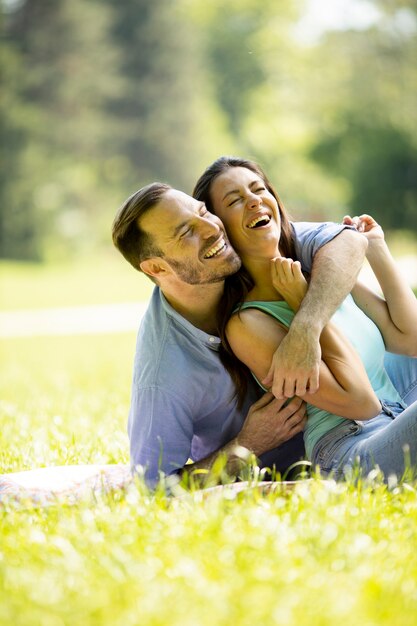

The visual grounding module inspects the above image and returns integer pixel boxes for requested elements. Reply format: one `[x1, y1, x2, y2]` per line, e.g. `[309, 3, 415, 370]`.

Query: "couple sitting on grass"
[111, 155, 417, 488]
[2, 155, 417, 504]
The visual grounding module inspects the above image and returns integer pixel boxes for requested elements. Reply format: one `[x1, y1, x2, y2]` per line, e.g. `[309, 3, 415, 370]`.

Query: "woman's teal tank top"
[237, 294, 402, 458]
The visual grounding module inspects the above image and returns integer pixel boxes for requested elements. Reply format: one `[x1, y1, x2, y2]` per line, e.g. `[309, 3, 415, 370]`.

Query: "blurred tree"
[102, 0, 209, 192]
[186, 0, 351, 220]
[0, 7, 42, 259]
[1, 0, 120, 260]
[308, 0, 417, 228]
[195, 0, 300, 138]
[197, 1, 267, 136]
[0, 0, 221, 260]
[1, 0, 415, 261]
[311, 120, 417, 229]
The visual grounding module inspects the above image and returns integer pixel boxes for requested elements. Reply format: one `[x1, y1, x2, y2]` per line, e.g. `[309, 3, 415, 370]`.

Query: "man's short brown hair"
[112, 182, 171, 272]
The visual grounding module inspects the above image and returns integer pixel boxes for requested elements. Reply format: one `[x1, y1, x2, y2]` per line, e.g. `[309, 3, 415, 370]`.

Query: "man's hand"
[265, 227, 367, 399]
[181, 392, 307, 486]
[262, 326, 321, 399]
[237, 392, 307, 457]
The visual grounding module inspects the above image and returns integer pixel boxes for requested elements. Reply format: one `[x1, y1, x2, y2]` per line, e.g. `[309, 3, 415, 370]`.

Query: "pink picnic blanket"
[0, 464, 133, 507]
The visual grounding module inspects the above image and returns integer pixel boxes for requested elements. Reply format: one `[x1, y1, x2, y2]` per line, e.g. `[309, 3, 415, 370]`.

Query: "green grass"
[1, 262, 417, 626]
[2, 334, 417, 626]
[2, 479, 417, 626]
[0, 252, 153, 311]
[0, 334, 134, 472]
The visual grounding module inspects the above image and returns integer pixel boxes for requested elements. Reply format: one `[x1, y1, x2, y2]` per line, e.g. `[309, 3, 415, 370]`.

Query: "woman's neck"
[241, 253, 283, 302]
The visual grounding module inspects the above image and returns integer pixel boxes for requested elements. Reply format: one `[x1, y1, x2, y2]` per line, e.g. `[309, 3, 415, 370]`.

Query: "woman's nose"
[247, 194, 261, 210]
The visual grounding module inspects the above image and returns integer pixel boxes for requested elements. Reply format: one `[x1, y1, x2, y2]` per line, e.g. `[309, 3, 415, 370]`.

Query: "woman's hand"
[343, 214, 385, 244]
[347, 214, 417, 356]
[271, 257, 308, 312]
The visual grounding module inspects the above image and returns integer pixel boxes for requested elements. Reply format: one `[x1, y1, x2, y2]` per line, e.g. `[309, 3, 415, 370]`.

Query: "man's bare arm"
[180, 393, 306, 486]
[263, 228, 368, 399]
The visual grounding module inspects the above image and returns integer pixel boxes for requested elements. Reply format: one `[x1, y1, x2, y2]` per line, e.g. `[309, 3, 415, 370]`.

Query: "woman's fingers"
[290, 260, 302, 279]
[272, 257, 299, 283]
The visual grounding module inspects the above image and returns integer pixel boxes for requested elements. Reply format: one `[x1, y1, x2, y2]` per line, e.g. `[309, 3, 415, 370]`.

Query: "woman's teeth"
[247, 215, 271, 229]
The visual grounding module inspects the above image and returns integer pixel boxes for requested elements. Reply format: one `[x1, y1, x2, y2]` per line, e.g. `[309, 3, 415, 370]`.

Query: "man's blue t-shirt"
[128, 221, 351, 484]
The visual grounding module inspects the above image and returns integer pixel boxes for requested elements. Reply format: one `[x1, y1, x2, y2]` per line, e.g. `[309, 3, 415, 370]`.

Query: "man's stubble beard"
[165, 253, 241, 285]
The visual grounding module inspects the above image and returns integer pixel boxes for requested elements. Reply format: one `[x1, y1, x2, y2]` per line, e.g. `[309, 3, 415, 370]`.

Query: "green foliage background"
[1, 0, 416, 262]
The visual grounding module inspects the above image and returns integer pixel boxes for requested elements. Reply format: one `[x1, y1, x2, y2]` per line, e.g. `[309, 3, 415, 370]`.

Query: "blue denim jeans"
[311, 354, 417, 481]
[384, 352, 417, 405]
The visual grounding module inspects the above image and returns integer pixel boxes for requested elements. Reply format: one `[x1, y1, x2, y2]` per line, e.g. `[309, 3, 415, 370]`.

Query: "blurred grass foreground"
[1, 253, 417, 626]
[2, 322, 417, 626]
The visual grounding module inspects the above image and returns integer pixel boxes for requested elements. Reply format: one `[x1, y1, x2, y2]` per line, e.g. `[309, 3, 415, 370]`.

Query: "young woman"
[193, 156, 417, 481]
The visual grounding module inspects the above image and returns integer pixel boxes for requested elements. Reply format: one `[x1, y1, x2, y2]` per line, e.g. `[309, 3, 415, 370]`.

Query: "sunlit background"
[1, 0, 416, 319]
[1, 6, 417, 624]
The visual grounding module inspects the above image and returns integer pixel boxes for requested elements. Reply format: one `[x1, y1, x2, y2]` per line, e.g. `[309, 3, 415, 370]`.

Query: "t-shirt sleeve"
[291, 221, 356, 273]
[128, 386, 194, 488]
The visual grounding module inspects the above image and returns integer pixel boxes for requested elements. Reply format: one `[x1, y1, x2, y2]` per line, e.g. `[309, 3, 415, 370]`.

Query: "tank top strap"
[234, 300, 295, 329]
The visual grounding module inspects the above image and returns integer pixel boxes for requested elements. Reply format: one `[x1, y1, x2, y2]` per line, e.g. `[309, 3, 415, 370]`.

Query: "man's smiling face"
[138, 189, 241, 285]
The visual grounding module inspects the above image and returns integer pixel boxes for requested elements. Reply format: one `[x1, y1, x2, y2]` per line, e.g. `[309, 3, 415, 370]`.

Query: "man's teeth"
[248, 215, 271, 229]
[204, 240, 226, 258]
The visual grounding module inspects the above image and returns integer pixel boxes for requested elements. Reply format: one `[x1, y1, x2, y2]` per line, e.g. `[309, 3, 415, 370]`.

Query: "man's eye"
[180, 228, 192, 238]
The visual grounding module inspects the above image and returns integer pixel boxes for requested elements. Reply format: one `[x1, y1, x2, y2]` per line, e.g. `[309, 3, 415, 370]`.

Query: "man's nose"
[200, 216, 220, 238]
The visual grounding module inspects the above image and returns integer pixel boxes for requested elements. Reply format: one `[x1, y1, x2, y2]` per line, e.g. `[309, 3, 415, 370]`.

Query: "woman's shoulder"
[227, 300, 293, 341]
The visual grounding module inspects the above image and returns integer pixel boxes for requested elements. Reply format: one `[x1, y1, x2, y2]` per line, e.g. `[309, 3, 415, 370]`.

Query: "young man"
[112, 183, 367, 486]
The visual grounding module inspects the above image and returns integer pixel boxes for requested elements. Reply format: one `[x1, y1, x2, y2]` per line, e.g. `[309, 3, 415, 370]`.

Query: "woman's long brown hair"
[193, 156, 296, 407]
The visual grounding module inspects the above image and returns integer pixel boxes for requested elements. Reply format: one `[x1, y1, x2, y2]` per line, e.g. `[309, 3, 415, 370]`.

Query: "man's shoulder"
[139, 287, 210, 346]
[291, 220, 355, 265]
[291, 220, 340, 236]
[133, 287, 221, 391]
[141, 286, 166, 321]
[136, 288, 184, 360]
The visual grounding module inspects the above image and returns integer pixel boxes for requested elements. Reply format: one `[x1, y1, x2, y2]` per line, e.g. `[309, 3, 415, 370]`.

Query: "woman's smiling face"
[209, 166, 282, 259]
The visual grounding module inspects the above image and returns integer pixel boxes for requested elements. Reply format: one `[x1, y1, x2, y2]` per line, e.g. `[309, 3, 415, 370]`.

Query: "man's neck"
[161, 281, 225, 335]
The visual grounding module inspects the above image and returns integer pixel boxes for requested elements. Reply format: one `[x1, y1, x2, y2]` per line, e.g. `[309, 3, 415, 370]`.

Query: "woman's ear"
[140, 257, 169, 280]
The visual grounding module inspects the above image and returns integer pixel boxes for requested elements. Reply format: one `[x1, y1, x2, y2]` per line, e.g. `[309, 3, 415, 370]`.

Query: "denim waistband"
[311, 420, 361, 468]
[380, 399, 406, 418]
[311, 401, 406, 470]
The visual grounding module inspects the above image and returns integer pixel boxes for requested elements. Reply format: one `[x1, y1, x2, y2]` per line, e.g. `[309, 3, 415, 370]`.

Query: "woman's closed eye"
[227, 187, 265, 206]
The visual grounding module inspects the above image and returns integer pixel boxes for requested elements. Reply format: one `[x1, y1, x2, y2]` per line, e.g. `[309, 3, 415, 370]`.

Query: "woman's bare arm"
[228, 256, 380, 420]
[227, 308, 380, 420]
[263, 229, 367, 399]
[345, 215, 417, 356]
